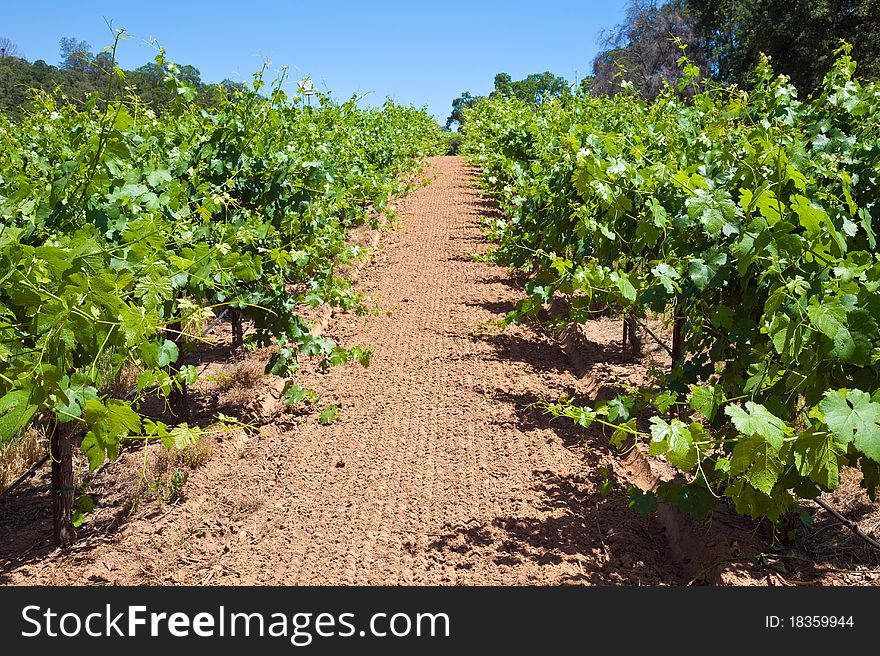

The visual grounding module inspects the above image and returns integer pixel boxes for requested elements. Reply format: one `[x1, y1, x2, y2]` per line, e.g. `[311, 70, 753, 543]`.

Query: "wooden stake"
[623, 314, 641, 361]
[168, 320, 189, 421]
[671, 310, 685, 370]
[50, 418, 74, 548]
[230, 308, 244, 349]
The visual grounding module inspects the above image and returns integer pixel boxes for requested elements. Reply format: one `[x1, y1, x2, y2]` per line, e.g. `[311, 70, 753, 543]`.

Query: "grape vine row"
[0, 33, 445, 544]
[461, 46, 880, 523]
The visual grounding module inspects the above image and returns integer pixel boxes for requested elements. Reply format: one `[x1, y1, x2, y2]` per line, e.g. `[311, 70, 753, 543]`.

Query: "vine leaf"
[690, 384, 723, 421]
[648, 417, 695, 471]
[0, 388, 40, 443]
[729, 436, 783, 495]
[792, 428, 841, 489]
[686, 187, 738, 238]
[156, 339, 180, 368]
[725, 401, 785, 450]
[820, 389, 880, 462]
[807, 298, 855, 359]
[168, 423, 200, 450]
[318, 404, 339, 426]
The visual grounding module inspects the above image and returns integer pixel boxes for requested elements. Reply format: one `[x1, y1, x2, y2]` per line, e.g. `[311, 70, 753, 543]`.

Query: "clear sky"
[2, 1, 628, 124]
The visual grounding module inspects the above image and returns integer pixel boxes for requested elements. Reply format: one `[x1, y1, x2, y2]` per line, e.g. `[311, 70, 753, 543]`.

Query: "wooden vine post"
[621, 263, 641, 360]
[230, 307, 244, 349]
[50, 417, 75, 548]
[622, 314, 641, 361]
[671, 306, 686, 420]
[167, 320, 189, 421]
[670, 309, 685, 370]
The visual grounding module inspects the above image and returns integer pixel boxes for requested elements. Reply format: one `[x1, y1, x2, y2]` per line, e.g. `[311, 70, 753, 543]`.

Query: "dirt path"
[2, 156, 675, 585]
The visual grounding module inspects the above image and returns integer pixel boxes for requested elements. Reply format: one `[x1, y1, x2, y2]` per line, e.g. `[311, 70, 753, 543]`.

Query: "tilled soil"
[5, 156, 875, 586]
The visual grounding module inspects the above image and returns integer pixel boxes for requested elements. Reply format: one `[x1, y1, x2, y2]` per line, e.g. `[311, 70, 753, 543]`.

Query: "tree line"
[0, 36, 246, 115]
[447, 0, 880, 129]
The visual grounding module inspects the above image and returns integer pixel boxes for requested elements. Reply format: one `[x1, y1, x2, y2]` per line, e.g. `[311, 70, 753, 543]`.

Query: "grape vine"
[0, 31, 445, 545]
[461, 45, 880, 524]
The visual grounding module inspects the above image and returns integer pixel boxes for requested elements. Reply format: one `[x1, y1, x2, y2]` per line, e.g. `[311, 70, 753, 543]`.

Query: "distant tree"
[579, 75, 595, 94]
[592, 0, 705, 99]
[491, 71, 570, 104]
[686, 0, 880, 94]
[0, 56, 81, 115]
[217, 78, 247, 94]
[493, 72, 513, 97]
[0, 37, 23, 59]
[0, 39, 278, 116]
[59, 37, 92, 71]
[123, 61, 217, 108]
[125, 62, 172, 105]
[446, 91, 479, 130]
[446, 71, 571, 130]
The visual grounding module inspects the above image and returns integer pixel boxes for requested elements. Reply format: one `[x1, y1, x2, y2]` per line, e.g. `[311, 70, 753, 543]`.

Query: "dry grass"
[143, 439, 214, 504]
[799, 468, 880, 576]
[183, 312, 211, 342]
[150, 440, 214, 478]
[214, 358, 267, 410]
[214, 358, 264, 392]
[230, 434, 252, 461]
[0, 425, 48, 490]
[104, 364, 141, 400]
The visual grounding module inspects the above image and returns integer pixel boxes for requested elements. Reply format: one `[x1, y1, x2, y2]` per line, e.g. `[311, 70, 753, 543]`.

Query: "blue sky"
[2, 1, 628, 123]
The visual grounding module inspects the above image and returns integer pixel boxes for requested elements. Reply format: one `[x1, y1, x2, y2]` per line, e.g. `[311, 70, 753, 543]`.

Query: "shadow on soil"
[0, 330, 258, 584]
[428, 468, 677, 584]
[427, 189, 681, 583]
[452, 177, 880, 586]
[0, 479, 166, 584]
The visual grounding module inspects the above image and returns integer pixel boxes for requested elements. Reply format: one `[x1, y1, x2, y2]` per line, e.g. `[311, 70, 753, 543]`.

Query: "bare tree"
[0, 37, 23, 59]
[592, 0, 706, 99]
[59, 36, 92, 71]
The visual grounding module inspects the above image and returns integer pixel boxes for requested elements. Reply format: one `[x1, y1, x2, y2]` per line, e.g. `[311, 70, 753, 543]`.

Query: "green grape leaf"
[35, 245, 74, 278]
[652, 390, 678, 414]
[80, 431, 108, 471]
[729, 436, 784, 495]
[167, 423, 200, 450]
[791, 195, 829, 236]
[627, 486, 657, 515]
[283, 384, 317, 407]
[146, 168, 172, 187]
[134, 272, 173, 311]
[350, 346, 372, 368]
[861, 457, 879, 500]
[690, 384, 723, 421]
[648, 416, 694, 470]
[687, 252, 727, 290]
[657, 480, 717, 518]
[0, 388, 40, 442]
[686, 187, 738, 238]
[724, 478, 789, 522]
[318, 404, 339, 425]
[71, 494, 96, 527]
[820, 389, 880, 462]
[807, 298, 854, 359]
[606, 395, 635, 422]
[724, 401, 786, 450]
[156, 339, 180, 368]
[610, 270, 637, 303]
[749, 187, 781, 225]
[651, 263, 680, 294]
[792, 428, 841, 489]
[55, 374, 98, 422]
[610, 418, 636, 448]
[177, 364, 199, 385]
[105, 400, 142, 436]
